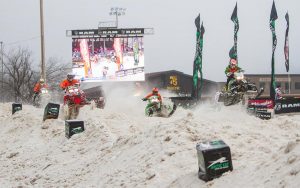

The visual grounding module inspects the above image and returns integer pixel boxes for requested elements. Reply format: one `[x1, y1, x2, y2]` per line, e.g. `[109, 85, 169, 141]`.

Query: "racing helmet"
[39, 78, 45, 83]
[67, 73, 75, 81]
[152, 87, 159, 94]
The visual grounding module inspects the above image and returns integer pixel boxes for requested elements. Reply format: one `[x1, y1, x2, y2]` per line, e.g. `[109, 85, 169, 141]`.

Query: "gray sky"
[0, 0, 299, 81]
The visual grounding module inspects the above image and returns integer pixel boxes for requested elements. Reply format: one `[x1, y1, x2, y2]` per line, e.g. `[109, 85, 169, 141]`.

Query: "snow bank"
[0, 98, 300, 187]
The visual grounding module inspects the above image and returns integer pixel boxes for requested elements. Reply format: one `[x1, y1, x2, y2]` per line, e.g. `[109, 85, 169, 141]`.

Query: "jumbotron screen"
[72, 37, 145, 82]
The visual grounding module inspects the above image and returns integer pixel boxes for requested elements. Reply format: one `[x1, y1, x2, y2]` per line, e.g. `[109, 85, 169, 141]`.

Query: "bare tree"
[0, 47, 71, 103]
[1, 47, 37, 102]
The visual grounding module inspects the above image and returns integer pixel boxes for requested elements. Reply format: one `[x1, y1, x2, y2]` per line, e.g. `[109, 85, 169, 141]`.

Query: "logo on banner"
[167, 76, 180, 91]
[282, 103, 300, 108]
[276, 102, 300, 110]
[208, 157, 229, 170]
[275, 103, 281, 111]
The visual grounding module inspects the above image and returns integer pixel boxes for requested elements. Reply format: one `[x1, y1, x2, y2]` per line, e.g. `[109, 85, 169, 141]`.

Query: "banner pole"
[288, 73, 291, 94]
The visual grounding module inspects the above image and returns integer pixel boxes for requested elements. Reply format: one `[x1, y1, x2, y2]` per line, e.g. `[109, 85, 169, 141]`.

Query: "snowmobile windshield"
[234, 72, 244, 81]
[41, 88, 48, 94]
[66, 86, 80, 95]
[148, 96, 160, 104]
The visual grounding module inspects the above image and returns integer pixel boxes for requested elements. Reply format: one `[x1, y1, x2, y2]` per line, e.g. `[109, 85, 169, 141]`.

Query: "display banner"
[274, 98, 300, 114]
[72, 37, 144, 82]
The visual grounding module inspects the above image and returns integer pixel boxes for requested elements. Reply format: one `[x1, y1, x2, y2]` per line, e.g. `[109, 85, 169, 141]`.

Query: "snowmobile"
[143, 96, 177, 117]
[216, 71, 258, 106]
[63, 85, 87, 120]
[33, 87, 51, 107]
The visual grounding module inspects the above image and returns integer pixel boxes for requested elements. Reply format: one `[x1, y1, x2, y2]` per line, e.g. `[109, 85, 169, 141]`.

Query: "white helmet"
[39, 78, 45, 83]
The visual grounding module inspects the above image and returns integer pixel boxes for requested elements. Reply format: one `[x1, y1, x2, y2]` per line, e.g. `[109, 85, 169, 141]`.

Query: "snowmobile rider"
[142, 87, 162, 110]
[60, 73, 80, 90]
[33, 78, 48, 102]
[225, 58, 242, 91]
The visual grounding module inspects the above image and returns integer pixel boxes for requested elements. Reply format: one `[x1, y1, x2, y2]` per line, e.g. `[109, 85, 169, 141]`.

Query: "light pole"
[109, 7, 126, 28]
[40, 0, 46, 81]
[1, 41, 3, 103]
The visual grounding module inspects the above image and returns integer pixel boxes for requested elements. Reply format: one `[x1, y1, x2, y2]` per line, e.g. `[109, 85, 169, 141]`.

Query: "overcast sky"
[0, 0, 299, 81]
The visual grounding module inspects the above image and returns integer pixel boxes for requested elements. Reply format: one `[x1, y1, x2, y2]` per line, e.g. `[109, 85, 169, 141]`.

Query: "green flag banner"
[198, 22, 205, 99]
[192, 14, 204, 100]
[192, 14, 200, 99]
[270, 0, 278, 100]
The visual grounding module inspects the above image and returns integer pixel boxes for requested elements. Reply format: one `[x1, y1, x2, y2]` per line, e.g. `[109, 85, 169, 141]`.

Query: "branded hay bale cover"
[196, 140, 233, 181]
[65, 120, 84, 138]
[43, 103, 60, 121]
[12, 103, 22, 115]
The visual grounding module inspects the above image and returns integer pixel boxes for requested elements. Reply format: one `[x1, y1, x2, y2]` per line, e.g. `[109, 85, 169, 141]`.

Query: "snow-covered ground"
[1, 91, 300, 187]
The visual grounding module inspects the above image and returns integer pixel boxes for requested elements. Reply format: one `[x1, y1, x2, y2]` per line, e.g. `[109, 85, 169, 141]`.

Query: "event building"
[83, 70, 300, 99]
[144, 70, 300, 97]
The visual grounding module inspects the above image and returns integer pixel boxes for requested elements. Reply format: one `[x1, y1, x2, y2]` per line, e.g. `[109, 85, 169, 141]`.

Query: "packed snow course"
[1, 97, 300, 187]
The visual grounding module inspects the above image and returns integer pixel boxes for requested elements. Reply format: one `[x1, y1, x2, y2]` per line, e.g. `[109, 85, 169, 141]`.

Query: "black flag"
[270, 1, 278, 21]
[231, 2, 238, 22]
[269, 0, 278, 101]
[195, 14, 200, 32]
[230, 2, 239, 61]
[284, 12, 289, 72]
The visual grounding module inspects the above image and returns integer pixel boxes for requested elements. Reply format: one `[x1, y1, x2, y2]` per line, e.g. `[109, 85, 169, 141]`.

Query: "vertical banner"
[198, 23, 205, 99]
[269, 1, 278, 101]
[192, 14, 204, 100]
[80, 39, 92, 78]
[113, 38, 123, 71]
[192, 14, 200, 99]
[133, 38, 140, 66]
[230, 3, 239, 62]
[284, 12, 289, 72]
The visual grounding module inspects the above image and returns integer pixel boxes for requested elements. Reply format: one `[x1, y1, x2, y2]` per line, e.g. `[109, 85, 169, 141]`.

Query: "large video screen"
[72, 37, 144, 82]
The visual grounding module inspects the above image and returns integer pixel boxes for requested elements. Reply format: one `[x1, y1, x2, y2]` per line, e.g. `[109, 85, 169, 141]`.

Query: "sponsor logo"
[282, 103, 300, 108]
[257, 113, 271, 118]
[249, 101, 273, 106]
[275, 103, 281, 111]
[248, 99, 274, 109]
[71, 127, 83, 134]
[276, 103, 300, 111]
[208, 157, 229, 170]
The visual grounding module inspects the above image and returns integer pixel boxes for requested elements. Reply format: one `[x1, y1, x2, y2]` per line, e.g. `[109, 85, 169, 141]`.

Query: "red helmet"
[152, 87, 159, 93]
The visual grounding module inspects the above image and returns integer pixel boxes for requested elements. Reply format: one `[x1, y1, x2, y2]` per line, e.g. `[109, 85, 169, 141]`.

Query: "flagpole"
[288, 73, 291, 94]
[39, 0, 46, 81]
[269, 1, 278, 101]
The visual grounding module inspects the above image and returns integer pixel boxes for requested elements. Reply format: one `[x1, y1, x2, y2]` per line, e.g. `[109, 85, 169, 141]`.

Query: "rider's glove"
[142, 98, 147, 101]
[226, 72, 232, 77]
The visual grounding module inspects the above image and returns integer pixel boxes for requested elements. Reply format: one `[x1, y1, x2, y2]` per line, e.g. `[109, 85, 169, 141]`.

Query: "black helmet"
[67, 73, 75, 80]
